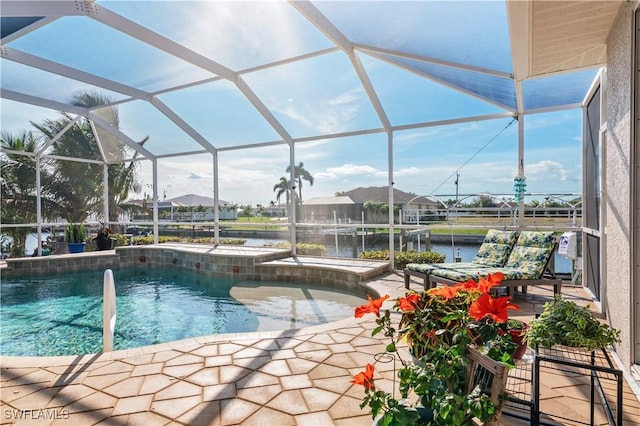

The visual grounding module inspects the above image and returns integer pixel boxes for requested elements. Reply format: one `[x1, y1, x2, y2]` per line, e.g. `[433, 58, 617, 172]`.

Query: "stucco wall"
[604, 3, 634, 368]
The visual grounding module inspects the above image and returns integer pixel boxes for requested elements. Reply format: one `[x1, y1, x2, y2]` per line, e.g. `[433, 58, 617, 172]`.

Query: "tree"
[286, 162, 314, 204]
[472, 195, 497, 208]
[363, 201, 389, 223]
[239, 204, 253, 217]
[0, 131, 56, 256]
[33, 114, 102, 222]
[72, 92, 147, 227]
[273, 176, 291, 206]
[32, 91, 146, 225]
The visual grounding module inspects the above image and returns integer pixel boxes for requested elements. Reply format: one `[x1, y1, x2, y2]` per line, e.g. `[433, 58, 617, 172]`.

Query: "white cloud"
[271, 86, 364, 135]
[393, 167, 425, 177]
[328, 88, 361, 106]
[316, 164, 385, 180]
[526, 160, 574, 182]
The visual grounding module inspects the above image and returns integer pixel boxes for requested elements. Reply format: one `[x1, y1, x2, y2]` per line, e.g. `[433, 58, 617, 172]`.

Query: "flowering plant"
[351, 273, 523, 425]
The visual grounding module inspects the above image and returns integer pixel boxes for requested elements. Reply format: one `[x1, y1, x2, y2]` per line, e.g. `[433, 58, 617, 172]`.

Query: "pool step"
[257, 256, 389, 288]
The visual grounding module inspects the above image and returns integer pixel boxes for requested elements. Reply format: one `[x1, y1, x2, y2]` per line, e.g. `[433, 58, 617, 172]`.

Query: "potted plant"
[352, 273, 522, 425]
[93, 223, 114, 251]
[502, 319, 529, 360]
[524, 295, 621, 351]
[66, 223, 86, 253]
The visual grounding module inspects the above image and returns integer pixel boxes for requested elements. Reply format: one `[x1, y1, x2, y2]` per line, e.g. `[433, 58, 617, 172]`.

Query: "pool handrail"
[103, 269, 116, 352]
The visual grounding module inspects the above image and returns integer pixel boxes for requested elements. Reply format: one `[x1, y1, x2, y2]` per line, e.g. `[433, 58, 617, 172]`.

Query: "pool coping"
[1, 244, 390, 285]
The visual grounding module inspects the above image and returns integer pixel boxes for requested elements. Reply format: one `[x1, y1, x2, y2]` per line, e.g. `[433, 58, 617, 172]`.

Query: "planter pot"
[67, 242, 86, 253]
[95, 238, 114, 251]
[507, 326, 529, 360]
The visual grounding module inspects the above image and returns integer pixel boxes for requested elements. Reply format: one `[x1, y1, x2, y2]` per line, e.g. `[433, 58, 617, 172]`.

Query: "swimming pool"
[0, 268, 369, 357]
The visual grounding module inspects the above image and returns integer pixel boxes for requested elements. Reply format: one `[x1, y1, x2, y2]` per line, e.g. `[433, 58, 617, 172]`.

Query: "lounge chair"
[407, 231, 562, 295]
[404, 229, 519, 290]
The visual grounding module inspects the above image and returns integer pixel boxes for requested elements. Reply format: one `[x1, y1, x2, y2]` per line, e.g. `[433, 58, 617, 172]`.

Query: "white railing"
[103, 269, 116, 352]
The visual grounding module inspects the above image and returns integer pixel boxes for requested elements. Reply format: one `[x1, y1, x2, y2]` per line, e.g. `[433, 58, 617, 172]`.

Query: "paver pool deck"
[2, 258, 640, 425]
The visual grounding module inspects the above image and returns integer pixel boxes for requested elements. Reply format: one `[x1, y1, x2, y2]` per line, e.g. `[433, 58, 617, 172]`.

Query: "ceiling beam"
[357, 44, 512, 79]
[87, 3, 294, 145]
[291, 0, 392, 132]
[0, 1, 95, 17]
[1, 88, 157, 160]
[364, 50, 517, 114]
[2, 47, 220, 153]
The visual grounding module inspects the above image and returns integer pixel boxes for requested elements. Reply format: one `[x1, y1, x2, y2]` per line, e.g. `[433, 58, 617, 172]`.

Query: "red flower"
[476, 272, 505, 294]
[469, 293, 520, 323]
[459, 279, 479, 290]
[428, 285, 459, 299]
[354, 295, 390, 318]
[351, 363, 375, 390]
[398, 293, 420, 312]
[487, 272, 505, 283]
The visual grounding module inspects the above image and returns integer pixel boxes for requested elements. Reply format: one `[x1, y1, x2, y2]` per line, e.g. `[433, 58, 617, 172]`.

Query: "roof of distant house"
[164, 194, 231, 207]
[303, 196, 359, 206]
[344, 186, 438, 206]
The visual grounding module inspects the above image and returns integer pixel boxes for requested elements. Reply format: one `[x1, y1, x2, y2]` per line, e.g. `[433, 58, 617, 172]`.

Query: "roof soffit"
[508, 0, 623, 81]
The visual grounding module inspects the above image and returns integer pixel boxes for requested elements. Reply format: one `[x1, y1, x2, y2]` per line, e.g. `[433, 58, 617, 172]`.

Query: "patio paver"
[2, 269, 639, 425]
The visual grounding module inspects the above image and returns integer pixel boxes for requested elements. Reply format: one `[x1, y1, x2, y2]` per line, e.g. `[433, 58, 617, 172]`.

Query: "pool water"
[0, 268, 368, 357]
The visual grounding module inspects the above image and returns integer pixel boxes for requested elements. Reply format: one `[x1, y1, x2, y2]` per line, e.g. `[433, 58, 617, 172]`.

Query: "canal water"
[242, 237, 573, 274]
[20, 234, 572, 274]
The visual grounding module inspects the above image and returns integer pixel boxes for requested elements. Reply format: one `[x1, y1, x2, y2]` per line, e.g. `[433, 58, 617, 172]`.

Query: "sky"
[0, 1, 588, 207]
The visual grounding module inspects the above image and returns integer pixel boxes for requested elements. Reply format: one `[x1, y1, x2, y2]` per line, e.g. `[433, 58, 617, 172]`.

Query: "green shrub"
[130, 235, 182, 245]
[220, 238, 247, 245]
[65, 223, 86, 243]
[296, 243, 328, 256]
[110, 234, 129, 247]
[263, 242, 328, 256]
[525, 295, 621, 350]
[360, 249, 445, 269]
[114, 236, 248, 246]
[191, 237, 247, 245]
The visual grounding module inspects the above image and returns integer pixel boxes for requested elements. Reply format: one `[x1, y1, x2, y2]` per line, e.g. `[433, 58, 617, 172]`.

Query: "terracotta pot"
[508, 327, 528, 360]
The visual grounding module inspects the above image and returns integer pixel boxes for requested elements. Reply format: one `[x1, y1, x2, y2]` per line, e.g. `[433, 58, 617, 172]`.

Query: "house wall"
[604, 2, 635, 369]
[300, 205, 360, 223]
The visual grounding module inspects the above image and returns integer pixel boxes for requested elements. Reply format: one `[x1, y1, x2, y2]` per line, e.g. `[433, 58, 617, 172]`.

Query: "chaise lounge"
[404, 230, 562, 296]
[404, 229, 519, 290]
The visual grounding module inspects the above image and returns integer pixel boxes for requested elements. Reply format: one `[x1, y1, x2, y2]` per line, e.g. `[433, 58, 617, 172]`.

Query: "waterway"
[241, 237, 573, 274]
[19, 233, 573, 275]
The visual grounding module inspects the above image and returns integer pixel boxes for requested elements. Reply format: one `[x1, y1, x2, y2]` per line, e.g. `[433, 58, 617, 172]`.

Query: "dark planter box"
[95, 238, 115, 251]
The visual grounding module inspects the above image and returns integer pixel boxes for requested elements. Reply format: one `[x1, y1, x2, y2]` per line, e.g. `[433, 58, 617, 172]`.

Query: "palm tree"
[286, 162, 314, 204]
[363, 201, 388, 224]
[72, 92, 147, 227]
[32, 91, 146, 226]
[0, 131, 56, 255]
[33, 114, 103, 222]
[273, 176, 291, 206]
